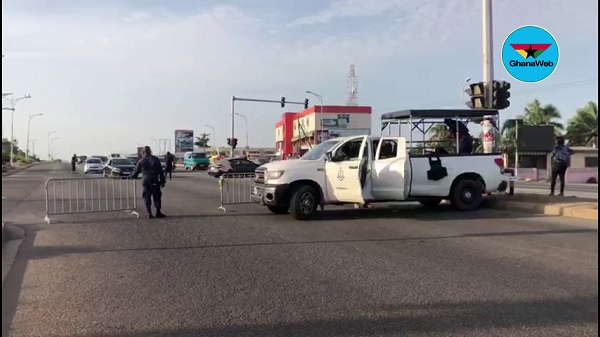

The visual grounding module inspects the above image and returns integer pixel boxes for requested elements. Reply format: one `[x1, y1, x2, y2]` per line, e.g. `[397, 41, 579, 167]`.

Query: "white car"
[251, 135, 509, 220]
[84, 158, 104, 174]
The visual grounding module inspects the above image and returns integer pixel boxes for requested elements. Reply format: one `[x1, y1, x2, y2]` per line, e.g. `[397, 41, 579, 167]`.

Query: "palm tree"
[565, 101, 598, 148]
[194, 133, 211, 151]
[523, 99, 564, 134]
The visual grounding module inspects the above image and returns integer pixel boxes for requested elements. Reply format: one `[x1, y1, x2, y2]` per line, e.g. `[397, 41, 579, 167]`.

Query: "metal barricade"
[44, 178, 140, 224]
[217, 173, 256, 212]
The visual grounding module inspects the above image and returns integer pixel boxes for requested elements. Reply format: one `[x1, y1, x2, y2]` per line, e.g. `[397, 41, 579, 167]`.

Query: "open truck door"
[370, 137, 410, 200]
[325, 136, 368, 204]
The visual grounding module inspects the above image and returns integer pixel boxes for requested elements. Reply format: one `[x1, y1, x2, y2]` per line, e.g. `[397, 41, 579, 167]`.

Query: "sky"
[2, 0, 598, 160]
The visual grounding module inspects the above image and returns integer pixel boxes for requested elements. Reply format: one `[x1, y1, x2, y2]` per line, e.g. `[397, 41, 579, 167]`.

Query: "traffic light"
[227, 138, 231, 146]
[465, 82, 485, 109]
[304, 98, 309, 109]
[231, 137, 238, 149]
[492, 80, 511, 110]
[280, 96, 286, 108]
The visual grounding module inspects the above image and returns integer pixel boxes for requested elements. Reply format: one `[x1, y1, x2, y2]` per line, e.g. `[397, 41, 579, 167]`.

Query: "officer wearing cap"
[129, 146, 166, 218]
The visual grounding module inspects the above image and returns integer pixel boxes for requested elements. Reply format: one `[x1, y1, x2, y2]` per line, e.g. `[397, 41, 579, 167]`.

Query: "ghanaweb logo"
[502, 26, 559, 83]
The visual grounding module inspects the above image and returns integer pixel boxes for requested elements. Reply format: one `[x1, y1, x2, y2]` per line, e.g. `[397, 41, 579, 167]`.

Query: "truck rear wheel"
[267, 205, 288, 215]
[289, 185, 319, 220]
[417, 197, 443, 207]
[450, 179, 483, 211]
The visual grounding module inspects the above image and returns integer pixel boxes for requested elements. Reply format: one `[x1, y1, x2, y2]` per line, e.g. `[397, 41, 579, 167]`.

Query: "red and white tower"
[346, 65, 358, 106]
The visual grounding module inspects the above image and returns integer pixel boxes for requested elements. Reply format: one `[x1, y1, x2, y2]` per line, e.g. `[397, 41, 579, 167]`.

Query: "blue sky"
[2, 0, 598, 159]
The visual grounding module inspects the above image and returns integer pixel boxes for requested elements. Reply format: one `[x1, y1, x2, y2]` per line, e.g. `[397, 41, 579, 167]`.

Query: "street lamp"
[205, 124, 216, 151]
[49, 137, 59, 159]
[305, 91, 324, 144]
[234, 113, 249, 149]
[47, 130, 57, 160]
[26, 113, 43, 158]
[460, 77, 472, 103]
[2, 94, 32, 166]
[29, 139, 37, 158]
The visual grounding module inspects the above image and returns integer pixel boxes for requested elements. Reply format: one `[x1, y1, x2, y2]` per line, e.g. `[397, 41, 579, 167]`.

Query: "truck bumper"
[251, 183, 290, 207]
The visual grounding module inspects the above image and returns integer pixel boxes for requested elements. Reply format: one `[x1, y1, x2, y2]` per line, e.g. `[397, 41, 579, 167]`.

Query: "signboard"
[322, 114, 351, 128]
[324, 128, 370, 140]
[174, 129, 194, 155]
[517, 125, 555, 153]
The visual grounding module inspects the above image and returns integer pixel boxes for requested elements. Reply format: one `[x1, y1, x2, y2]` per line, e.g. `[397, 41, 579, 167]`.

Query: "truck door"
[371, 137, 410, 200]
[325, 136, 368, 203]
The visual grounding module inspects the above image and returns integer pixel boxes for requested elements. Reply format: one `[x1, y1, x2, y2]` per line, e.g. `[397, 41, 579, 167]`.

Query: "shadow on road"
[62, 296, 598, 337]
[23, 228, 597, 260]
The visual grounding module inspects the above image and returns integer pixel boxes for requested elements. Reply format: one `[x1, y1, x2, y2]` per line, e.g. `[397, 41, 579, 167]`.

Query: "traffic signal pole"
[230, 96, 309, 157]
[482, 0, 496, 153]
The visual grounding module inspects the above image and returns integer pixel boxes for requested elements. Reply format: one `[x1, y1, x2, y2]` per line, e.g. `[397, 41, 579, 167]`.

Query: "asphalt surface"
[514, 181, 598, 199]
[2, 163, 598, 337]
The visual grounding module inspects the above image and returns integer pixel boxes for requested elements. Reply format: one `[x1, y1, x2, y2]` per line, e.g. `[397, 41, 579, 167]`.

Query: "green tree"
[426, 124, 455, 153]
[194, 133, 211, 150]
[522, 99, 564, 134]
[565, 101, 598, 148]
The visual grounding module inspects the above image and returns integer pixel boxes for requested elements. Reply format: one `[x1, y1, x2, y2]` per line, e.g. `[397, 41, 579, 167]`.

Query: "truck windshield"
[301, 140, 340, 160]
[191, 153, 206, 159]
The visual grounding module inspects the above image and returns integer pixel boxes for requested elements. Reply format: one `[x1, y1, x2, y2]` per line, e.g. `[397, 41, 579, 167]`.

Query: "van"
[183, 151, 210, 170]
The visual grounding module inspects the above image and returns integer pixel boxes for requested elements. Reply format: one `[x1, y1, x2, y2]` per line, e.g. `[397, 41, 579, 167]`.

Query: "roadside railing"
[44, 178, 139, 223]
[217, 173, 256, 212]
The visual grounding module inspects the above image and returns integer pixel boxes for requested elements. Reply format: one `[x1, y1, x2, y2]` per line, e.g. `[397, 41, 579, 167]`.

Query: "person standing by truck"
[71, 154, 77, 173]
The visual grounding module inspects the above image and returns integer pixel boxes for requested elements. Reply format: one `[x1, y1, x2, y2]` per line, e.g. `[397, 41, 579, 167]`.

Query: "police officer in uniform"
[129, 146, 166, 218]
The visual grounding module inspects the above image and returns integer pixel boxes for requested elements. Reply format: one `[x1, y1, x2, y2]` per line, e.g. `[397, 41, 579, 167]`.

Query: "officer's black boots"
[156, 209, 166, 218]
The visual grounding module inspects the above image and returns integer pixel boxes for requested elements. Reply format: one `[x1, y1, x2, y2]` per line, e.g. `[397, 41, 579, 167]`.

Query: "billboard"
[174, 129, 194, 154]
[517, 125, 555, 153]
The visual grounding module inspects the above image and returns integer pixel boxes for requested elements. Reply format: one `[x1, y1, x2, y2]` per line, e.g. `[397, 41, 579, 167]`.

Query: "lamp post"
[234, 113, 249, 149]
[30, 139, 37, 158]
[460, 77, 472, 103]
[47, 131, 57, 160]
[305, 91, 324, 144]
[205, 124, 216, 152]
[26, 113, 43, 158]
[49, 137, 58, 159]
[2, 94, 32, 166]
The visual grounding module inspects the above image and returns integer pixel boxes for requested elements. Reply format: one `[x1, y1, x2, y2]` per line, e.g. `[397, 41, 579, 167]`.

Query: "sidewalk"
[487, 193, 598, 221]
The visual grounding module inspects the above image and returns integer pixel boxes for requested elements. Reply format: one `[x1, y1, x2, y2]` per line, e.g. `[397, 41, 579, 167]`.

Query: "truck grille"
[254, 169, 265, 184]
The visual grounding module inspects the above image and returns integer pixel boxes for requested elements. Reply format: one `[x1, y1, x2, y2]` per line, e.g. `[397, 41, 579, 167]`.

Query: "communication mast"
[346, 65, 358, 106]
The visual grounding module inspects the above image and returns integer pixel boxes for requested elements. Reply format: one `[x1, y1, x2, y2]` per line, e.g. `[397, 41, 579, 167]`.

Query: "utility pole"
[3, 94, 32, 166]
[482, 0, 494, 108]
[26, 113, 43, 158]
[47, 131, 56, 160]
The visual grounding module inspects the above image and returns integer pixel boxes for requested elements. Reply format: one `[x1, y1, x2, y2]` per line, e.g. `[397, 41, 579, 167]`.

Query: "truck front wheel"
[450, 179, 483, 211]
[267, 205, 288, 215]
[289, 185, 319, 220]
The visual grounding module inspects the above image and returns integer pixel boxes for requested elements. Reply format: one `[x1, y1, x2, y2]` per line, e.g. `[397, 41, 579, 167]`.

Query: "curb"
[487, 199, 598, 221]
[1, 162, 42, 177]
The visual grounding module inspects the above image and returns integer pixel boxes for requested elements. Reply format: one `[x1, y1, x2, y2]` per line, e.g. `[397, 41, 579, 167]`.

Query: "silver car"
[84, 158, 104, 174]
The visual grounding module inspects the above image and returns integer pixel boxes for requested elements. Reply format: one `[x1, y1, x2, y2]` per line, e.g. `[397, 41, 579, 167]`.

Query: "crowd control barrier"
[217, 173, 256, 212]
[44, 178, 140, 224]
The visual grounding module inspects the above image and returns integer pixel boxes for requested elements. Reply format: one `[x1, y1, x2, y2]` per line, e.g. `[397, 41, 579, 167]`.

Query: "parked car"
[77, 155, 88, 164]
[83, 158, 104, 174]
[208, 158, 260, 178]
[103, 158, 136, 177]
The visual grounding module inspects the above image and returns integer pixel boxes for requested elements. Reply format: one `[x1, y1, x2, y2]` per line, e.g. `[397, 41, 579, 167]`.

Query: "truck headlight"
[267, 170, 285, 180]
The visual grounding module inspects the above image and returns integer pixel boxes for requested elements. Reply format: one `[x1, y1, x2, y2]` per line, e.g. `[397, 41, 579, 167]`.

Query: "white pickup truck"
[250, 135, 509, 220]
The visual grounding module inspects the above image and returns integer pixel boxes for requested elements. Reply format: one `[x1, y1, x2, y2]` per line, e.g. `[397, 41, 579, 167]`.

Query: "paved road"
[514, 181, 598, 199]
[2, 163, 598, 337]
